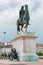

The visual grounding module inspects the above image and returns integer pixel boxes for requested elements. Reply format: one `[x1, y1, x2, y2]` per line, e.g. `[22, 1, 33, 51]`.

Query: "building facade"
[0, 42, 13, 56]
[36, 44, 43, 53]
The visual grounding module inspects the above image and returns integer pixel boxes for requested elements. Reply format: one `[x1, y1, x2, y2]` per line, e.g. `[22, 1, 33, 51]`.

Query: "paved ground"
[0, 59, 43, 65]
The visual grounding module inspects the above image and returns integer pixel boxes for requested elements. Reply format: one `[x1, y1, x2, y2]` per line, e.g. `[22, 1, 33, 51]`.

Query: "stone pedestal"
[12, 32, 38, 61]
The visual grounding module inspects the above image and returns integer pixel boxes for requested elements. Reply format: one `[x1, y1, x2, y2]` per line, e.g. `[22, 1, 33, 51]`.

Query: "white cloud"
[0, 0, 43, 42]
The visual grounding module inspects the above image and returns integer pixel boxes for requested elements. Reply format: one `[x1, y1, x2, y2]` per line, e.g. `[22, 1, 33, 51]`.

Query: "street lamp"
[3, 32, 6, 59]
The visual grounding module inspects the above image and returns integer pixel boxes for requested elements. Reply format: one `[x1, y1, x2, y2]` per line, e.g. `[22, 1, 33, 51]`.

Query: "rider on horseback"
[19, 6, 25, 22]
[17, 6, 25, 32]
[17, 5, 30, 33]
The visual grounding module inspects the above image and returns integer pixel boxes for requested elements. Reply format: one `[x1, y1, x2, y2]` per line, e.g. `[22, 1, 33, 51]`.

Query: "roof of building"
[0, 42, 4, 46]
[5, 42, 13, 46]
[36, 44, 43, 47]
[0, 42, 13, 47]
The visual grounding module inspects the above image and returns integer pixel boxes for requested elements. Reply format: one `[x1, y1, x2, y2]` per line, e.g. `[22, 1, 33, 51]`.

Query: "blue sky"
[0, 0, 43, 43]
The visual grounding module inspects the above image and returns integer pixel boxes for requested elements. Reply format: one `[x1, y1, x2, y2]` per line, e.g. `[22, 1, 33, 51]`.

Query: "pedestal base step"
[19, 54, 38, 62]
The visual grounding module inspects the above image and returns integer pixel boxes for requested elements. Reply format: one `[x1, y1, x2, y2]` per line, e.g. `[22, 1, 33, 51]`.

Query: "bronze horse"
[17, 5, 30, 34]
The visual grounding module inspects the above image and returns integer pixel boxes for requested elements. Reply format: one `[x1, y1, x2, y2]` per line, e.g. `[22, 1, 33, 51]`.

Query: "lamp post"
[3, 32, 6, 59]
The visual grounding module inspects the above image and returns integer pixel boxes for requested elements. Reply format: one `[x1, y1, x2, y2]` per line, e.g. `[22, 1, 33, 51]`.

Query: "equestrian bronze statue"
[17, 5, 30, 34]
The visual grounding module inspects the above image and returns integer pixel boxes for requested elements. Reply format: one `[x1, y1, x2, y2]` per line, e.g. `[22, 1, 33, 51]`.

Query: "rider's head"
[21, 6, 24, 9]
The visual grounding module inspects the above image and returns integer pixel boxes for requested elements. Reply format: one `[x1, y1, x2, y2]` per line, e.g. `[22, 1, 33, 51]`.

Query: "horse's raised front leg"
[21, 25, 23, 32]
